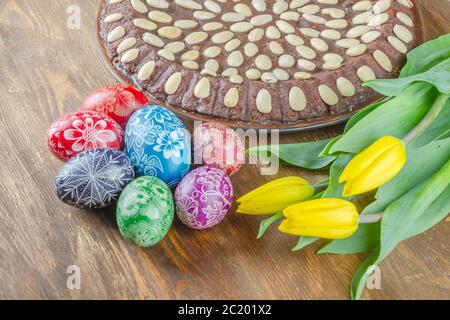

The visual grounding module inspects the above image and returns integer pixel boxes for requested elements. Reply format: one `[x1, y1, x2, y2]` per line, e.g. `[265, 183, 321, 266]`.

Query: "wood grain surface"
[0, 0, 449, 300]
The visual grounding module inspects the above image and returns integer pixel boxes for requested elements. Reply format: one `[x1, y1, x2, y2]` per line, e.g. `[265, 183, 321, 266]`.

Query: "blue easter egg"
[125, 105, 191, 188]
[55, 148, 135, 210]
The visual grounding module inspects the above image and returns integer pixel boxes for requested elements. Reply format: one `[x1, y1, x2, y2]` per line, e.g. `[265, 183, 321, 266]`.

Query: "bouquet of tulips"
[239, 34, 450, 300]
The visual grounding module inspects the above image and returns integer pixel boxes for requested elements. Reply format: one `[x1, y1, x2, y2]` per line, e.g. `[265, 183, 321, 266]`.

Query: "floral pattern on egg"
[125, 105, 191, 188]
[116, 176, 174, 247]
[47, 111, 124, 161]
[175, 166, 234, 230]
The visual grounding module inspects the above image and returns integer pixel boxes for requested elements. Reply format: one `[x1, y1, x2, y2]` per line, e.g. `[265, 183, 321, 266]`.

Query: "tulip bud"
[237, 177, 314, 215]
[339, 136, 407, 197]
[279, 198, 359, 239]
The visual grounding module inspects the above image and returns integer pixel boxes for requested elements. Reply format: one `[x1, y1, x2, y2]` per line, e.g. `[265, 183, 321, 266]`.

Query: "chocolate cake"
[97, 0, 423, 129]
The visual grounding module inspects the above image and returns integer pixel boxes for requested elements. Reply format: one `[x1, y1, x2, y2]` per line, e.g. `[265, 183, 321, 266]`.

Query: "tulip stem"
[403, 93, 450, 145]
[358, 213, 383, 224]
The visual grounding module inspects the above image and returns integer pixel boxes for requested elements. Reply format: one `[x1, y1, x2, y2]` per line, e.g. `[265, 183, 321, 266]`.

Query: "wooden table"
[0, 0, 449, 300]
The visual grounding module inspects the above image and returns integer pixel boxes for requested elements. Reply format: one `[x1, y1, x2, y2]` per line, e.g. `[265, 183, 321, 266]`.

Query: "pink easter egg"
[175, 166, 234, 230]
[193, 122, 244, 176]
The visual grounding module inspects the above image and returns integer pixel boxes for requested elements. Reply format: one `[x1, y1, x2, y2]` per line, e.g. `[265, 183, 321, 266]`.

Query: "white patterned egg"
[55, 148, 135, 209]
[125, 105, 191, 188]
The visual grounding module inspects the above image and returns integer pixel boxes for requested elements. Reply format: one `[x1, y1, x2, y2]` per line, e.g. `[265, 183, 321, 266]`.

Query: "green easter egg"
[116, 176, 174, 248]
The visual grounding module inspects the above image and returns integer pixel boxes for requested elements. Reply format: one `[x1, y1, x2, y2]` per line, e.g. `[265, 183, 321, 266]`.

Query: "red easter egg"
[47, 111, 124, 161]
[81, 84, 149, 128]
[193, 122, 244, 176]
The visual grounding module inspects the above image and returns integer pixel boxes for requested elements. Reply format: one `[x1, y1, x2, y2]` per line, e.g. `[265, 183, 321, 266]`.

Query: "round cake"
[97, 0, 423, 129]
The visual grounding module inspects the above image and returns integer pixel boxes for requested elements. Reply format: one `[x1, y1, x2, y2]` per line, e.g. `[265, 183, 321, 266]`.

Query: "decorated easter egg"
[193, 122, 244, 176]
[175, 166, 234, 230]
[81, 84, 149, 128]
[125, 105, 191, 188]
[55, 148, 134, 210]
[47, 111, 124, 161]
[116, 176, 174, 247]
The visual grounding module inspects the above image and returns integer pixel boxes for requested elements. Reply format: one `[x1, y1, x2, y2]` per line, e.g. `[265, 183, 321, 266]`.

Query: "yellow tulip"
[279, 198, 359, 239]
[237, 177, 314, 215]
[339, 136, 407, 197]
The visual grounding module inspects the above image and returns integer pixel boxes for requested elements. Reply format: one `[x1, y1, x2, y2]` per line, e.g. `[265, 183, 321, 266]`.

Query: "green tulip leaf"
[319, 135, 342, 157]
[435, 130, 450, 141]
[318, 223, 380, 255]
[257, 212, 283, 239]
[409, 99, 450, 147]
[400, 33, 450, 77]
[351, 160, 450, 300]
[343, 99, 388, 134]
[330, 83, 438, 154]
[364, 58, 450, 96]
[380, 160, 450, 253]
[292, 237, 320, 252]
[405, 185, 450, 239]
[248, 139, 336, 170]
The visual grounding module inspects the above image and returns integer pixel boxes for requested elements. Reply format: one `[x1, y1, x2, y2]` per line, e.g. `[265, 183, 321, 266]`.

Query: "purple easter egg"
[175, 166, 234, 230]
